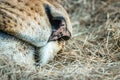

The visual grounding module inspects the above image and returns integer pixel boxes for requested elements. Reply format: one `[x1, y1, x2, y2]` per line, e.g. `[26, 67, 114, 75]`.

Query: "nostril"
[64, 36, 70, 40]
[58, 36, 70, 41]
[49, 30, 71, 41]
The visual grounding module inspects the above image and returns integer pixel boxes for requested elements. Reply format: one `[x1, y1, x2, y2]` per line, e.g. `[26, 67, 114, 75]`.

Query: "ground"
[0, 0, 120, 80]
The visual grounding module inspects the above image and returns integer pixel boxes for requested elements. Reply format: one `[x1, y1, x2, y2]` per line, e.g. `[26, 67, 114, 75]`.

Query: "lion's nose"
[44, 4, 71, 41]
[49, 19, 71, 41]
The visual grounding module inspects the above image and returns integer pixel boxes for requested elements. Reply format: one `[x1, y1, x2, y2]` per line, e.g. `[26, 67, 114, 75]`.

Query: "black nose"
[44, 4, 71, 41]
[49, 19, 71, 41]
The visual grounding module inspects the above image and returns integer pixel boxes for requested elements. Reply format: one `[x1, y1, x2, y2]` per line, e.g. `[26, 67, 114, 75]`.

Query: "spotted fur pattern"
[0, 0, 72, 66]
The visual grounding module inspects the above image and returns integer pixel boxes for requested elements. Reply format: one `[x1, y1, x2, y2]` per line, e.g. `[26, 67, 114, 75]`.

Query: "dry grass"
[0, 0, 120, 80]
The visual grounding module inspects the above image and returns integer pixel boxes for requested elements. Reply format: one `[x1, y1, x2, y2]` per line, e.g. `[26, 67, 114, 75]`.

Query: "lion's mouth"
[44, 4, 71, 41]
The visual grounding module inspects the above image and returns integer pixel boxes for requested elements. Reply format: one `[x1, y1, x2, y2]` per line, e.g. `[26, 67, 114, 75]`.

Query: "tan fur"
[0, 0, 72, 66]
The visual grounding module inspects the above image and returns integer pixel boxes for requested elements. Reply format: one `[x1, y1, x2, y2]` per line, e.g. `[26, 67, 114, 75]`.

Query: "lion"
[0, 0, 72, 66]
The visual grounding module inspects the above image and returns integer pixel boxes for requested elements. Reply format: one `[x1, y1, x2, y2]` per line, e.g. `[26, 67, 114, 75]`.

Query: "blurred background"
[55, 0, 120, 79]
[58, 0, 120, 63]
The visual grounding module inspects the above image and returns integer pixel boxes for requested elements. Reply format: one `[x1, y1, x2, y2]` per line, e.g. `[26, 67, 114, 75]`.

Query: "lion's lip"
[49, 19, 71, 41]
